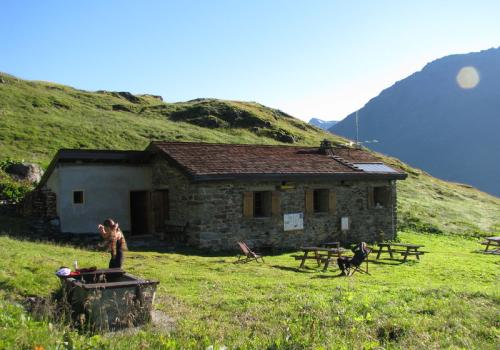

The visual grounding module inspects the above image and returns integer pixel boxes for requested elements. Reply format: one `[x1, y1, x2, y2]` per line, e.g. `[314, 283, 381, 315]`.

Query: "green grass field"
[0, 229, 498, 350]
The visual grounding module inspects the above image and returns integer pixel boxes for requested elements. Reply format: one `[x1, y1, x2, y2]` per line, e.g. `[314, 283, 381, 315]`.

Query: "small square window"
[73, 191, 84, 204]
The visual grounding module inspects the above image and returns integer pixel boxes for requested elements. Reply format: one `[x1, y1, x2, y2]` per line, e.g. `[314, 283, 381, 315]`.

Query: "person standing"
[98, 218, 127, 268]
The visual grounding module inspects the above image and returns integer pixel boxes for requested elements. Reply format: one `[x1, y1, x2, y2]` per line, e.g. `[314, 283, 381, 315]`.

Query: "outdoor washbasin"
[59, 268, 159, 331]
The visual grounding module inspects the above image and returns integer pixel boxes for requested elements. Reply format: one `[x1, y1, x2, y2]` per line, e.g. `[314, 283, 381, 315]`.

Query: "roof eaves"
[37, 149, 151, 189]
[190, 172, 407, 182]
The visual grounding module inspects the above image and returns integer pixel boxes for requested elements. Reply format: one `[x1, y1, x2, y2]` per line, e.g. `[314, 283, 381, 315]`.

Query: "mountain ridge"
[308, 118, 338, 130]
[330, 47, 500, 196]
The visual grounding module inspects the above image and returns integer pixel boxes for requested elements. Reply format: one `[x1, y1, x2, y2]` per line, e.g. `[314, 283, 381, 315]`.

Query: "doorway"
[130, 191, 150, 236]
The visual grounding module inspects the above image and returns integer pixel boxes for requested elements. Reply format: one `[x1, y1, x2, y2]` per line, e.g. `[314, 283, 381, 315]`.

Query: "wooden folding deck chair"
[235, 241, 265, 263]
[345, 247, 372, 277]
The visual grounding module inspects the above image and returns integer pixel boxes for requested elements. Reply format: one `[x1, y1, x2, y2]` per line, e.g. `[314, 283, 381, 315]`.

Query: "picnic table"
[295, 245, 347, 271]
[376, 242, 425, 262]
[320, 241, 340, 248]
[481, 237, 500, 252]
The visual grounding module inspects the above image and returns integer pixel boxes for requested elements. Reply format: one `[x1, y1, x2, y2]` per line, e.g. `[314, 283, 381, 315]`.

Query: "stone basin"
[59, 268, 159, 331]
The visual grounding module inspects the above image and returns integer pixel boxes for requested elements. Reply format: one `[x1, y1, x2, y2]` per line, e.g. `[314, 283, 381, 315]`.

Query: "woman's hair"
[102, 218, 127, 255]
[103, 218, 115, 229]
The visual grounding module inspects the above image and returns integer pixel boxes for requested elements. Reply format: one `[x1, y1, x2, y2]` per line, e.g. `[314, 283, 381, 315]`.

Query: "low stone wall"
[21, 188, 57, 219]
[18, 188, 60, 237]
[0, 202, 17, 216]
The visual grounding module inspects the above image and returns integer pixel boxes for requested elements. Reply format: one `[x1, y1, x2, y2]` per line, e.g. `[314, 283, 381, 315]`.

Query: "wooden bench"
[400, 251, 425, 262]
[294, 256, 333, 261]
[296, 256, 339, 271]
[376, 242, 425, 261]
[480, 237, 500, 252]
[295, 246, 347, 271]
[293, 255, 334, 262]
[481, 241, 499, 249]
[293, 255, 317, 260]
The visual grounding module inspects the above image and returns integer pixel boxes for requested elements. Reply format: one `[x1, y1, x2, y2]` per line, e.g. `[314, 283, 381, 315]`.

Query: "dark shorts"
[109, 239, 124, 268]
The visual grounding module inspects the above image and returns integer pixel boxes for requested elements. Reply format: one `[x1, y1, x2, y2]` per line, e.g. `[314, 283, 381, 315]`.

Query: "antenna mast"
[355, 110, 359, 145]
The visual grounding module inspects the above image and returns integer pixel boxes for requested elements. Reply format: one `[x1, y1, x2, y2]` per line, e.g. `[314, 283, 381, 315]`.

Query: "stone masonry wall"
[22, 188, 57, 219]
[153, 158, 398, 250]
[192, 179, 396, 250]
[151, 156, 200, 244]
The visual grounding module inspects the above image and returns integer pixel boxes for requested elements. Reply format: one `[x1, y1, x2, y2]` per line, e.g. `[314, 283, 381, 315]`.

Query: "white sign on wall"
[341, 216, 350, 231]
[284, 212, 304, 231]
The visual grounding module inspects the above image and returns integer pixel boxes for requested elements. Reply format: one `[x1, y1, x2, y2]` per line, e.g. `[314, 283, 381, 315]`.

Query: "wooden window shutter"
[243, 191, 254, 218]
[305, 189, 314, 214]
[271, 191, 281, 217]
[329, 190, 337, 214]
[367, 187, 374, 209]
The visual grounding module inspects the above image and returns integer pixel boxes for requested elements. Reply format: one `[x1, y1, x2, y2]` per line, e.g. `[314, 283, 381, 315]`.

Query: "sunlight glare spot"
[456, 66, 480, 89]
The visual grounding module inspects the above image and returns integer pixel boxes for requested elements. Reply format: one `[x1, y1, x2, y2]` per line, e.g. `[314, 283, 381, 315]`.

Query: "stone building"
[31, 141, 406, 250]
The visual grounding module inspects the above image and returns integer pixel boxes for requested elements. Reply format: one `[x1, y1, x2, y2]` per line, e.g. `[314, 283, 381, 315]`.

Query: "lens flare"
[456, 66, 480, 89]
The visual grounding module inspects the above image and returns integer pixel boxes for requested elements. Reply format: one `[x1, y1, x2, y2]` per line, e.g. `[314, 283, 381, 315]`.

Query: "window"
[73, 191, 84, 204]
[254, 191, 271, 217]
[305, 189, 336, 214]
[374, 187, 390, 207]
[243, 191, 280, 218]
[313, 189, 329, 213]
[369, 186, 391, 208]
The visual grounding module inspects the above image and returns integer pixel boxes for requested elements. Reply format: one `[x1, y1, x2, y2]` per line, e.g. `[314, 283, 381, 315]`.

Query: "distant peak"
[308, 118, 338, 130]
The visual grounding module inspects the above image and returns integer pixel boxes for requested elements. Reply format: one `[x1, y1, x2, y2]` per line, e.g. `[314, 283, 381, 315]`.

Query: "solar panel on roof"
[354, 163, 397, 173]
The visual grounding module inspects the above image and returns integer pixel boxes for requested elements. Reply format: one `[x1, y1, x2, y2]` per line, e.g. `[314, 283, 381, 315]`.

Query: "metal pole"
[355, 110, 359, 145]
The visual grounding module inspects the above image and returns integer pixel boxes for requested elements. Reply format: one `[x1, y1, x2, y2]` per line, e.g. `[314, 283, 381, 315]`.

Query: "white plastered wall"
[44, 163, 152, 233]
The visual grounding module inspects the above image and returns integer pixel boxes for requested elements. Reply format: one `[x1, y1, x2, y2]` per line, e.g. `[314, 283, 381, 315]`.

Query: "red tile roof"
[149, 142, 406, 181]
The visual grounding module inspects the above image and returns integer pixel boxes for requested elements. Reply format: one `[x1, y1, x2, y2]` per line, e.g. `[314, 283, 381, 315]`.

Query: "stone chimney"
[319, 139, 334, 155]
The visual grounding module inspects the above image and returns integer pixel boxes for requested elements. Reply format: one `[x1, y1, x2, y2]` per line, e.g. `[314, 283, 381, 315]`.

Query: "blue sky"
[2, 1, 500, 121]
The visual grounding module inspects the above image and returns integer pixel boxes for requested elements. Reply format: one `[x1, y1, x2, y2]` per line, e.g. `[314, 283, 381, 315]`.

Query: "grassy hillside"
[0, 72, 499, 235]
[0, 232, 498, 349]
[381, 155, 499, 236]
[0, 72, 339, 166]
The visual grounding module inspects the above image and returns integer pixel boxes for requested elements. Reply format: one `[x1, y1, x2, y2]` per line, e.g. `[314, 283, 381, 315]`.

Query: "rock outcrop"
[5, 163, 44, 183]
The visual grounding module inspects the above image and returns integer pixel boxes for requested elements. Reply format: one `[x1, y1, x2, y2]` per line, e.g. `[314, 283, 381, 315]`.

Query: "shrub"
[0, 158, 34, 203]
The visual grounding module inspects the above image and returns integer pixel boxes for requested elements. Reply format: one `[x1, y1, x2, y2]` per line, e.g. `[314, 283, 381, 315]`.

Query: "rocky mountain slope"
[330, 47, 500, 196]
[308, 118, 337, 130]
